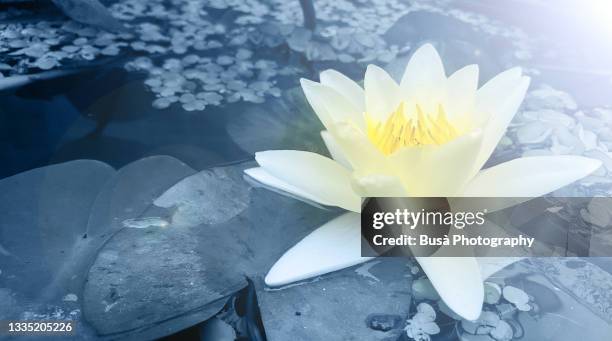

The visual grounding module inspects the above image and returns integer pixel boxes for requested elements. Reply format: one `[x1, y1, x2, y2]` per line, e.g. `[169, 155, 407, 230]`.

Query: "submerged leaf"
[52, 0, 125, 32]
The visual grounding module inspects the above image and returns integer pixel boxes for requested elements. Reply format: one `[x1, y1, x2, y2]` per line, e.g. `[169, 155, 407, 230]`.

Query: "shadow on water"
[0, 65, 252, 179]
[161, 278, 267, 341]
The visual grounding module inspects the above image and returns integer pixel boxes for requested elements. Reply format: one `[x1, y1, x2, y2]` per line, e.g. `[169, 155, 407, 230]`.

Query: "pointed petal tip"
[243, 166, 260, 176]
[521, 75, 531, 87]
[365, 64, 390, 79]
[416, 257, 484, 321]
[254, 150, 297, 169]
[441, 287, 484, 321]
[457, 282, 485, 321]
[264, 267, 292, 287]
[452, 280, 484, 321]
[365, 64, 399, 88]
[410, 43, 442, 62]
[253, 150, 269, 164]
[415, 42, 437, 54]
[300, 78, 319, 89]
[264, 213, 367, 287]
[501, 66, 524, 82]
[590, 158, 603, 172]
[299, 78, 342, 104]
[463, 303, 484, 321]
[243, 166, 266, 184]
[319, 68, 339, 79]
[523, 154, 602, 174]
[400, 43, 446, 95]
[365, 63, 382, 72]
[576, 155, 602, 173]
[452, 63, 479, 77]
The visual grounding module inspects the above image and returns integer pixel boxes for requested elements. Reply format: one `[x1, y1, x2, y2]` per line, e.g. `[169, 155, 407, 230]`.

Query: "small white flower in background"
[245, 44, 600, 320]
[405, 303, 440, 341]
[460, 310, 514, 341]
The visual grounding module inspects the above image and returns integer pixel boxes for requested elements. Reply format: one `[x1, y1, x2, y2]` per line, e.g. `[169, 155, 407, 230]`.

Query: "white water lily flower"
[244, 44, 600, 320]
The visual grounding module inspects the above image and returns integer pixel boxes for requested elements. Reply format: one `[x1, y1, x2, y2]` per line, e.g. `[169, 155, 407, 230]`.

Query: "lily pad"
[502, 286, 529, 306]
[82, 161, 337, 339]
[0, 160, 115, 337]
[484, 282, 502, 305]
[153, 166, 250, 227]
[81, 155, 200, 336]
[490, 320, 513, 341]
[257, 258, 412, 341]
[412, 278, 441, 301]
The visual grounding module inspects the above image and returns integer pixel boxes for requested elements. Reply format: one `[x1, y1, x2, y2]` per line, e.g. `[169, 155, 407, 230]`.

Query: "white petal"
[245, 167, 327, 209]
[328, 121, 389, 174]
[255, 150, 361, 212]
[301, 79, 365, 130]
[473, 76, 530, 174]
[265, 212, 372, 286]
[389, 130, 484, 196]
[475, 67, 523, 124]
[320, 69, 365, 112]
[416, 257, 484, 320]
[469, 219, 526, 280]
[321, 130, 352, 170]
[463, 155, 601, 198]
[445, 64, 479, 123]
[400, 44, 446, 114]
[351, 172, 409, 197]
[364, 64, 401, 121]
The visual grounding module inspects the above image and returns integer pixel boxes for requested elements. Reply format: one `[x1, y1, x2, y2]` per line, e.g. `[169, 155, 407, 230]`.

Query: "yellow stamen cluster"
[366, 102, 459, 155]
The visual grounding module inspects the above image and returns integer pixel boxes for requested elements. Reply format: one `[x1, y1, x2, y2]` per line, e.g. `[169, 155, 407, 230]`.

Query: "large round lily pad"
[82, 161, 336, 339]
[0, 160, 115, 339]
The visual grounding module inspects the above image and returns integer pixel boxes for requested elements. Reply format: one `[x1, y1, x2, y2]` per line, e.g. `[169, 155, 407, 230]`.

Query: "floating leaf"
[152, 98, 172, 109]
[496, 303, 517, 320]
[286, 27, 312, 52]
[460, 319, 480, 335]
[515, 303, 531, 311]
[502, 285, 529, 306]
[412, 278, 441, 301]
[12, 43, 48, 58]
[216, 55, 234, 66]
[484, 282, 502, 304]
[479, 311, 500, 327]
[100, 45, 120, 56]
[490, 320, 513, 341]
